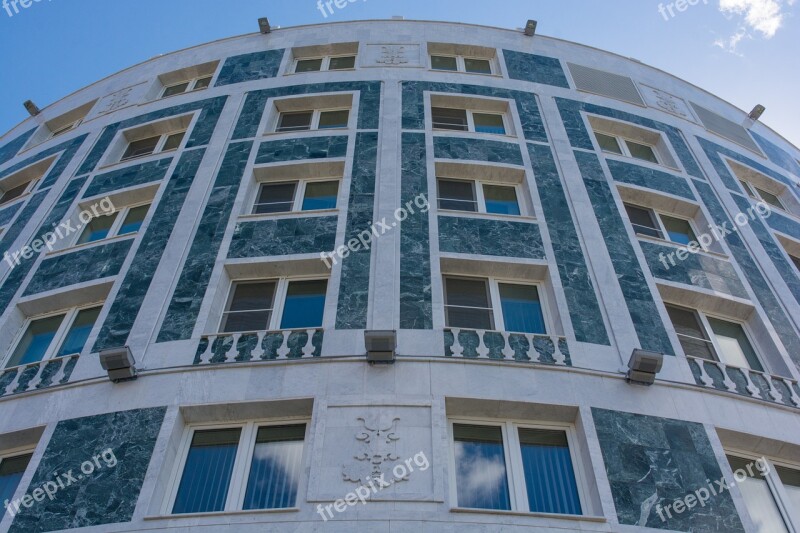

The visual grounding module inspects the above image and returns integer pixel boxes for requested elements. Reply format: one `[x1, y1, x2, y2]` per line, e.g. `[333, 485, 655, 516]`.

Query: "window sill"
[98, 150, 178, 171]
[743, 196, 799, 221]
[601, 152, 681, 173]
[46, 233, 136, 258]
[238, 209, 339, 221]
[429, 69, 503, 78]
[635, 233, 729, 260]
[450, 507, 605, 522]
[144, 508, 299, 521]
[431, 129, 518, 141]
[438, 210, 537, 223]
[0, 193, 32, 211]
[284, 68, 357, 75]
[155, 87, 210, 102]
[263, 128, 350, 137]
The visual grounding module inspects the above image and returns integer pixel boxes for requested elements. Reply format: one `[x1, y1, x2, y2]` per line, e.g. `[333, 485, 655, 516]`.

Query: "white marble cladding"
[0, 18, 798, 533]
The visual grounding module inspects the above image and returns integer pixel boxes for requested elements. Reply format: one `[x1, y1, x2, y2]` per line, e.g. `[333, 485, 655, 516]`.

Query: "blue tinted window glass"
[519, 428, 582, 515]
[56, 307, 102, 357]
[301, 181, 338, 211]
[7, 314, 65, 368]
[483, 185, 520, 215]
[172, 428, 240, 514]
[118, 204, 150, 236]
[243, 425, 305, 510]
[661, 215, 696, 246]
[280, 280, 327, 329]
[499, 284, 546, 334]
[453, 424, 511, 510]
[77, 214, 115, 244]
[0, 454, 32, 506]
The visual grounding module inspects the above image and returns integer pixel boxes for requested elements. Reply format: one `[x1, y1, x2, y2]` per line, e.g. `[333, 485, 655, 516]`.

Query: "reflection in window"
[727, 456, 788, 533]
[243, 425, 305, 510]
[453, 424, 510, 510]
[499, 284, 546, 334]
[519, 428, 582, 515]
[0, 453, 32, 506]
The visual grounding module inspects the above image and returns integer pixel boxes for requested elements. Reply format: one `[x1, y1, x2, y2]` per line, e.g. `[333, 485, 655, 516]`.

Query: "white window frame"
[625, 203, 705, 250]
[443, 276, 552, 335]
[219, 277, 328, 334]
[72, 201, 151, 247]
[163, 418, 309, 515]
[447, 418, 590, 516]
[160, 76, 214, 99]
[120, 129, 187, 162]
[274, 108, 351, 133]
[49, 120, 82, 139]
[251, 178, 340, 215]
[4, 303, 103, 368]
[594, 130, 662, 165]
[0, 178, 39, 207]
[724, 449, 800, 532]
[293, 54, 357, 73]
[437, 178, 525, 217]
[431, 107, 510, 136]
[430, 54, 495, 75]
[751, 184, 787, 211]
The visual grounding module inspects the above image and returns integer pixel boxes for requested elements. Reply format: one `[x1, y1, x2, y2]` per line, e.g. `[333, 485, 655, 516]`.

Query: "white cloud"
[715, 0, 795, 52]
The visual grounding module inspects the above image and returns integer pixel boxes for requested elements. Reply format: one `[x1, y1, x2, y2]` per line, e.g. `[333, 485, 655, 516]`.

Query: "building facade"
[0, 18, 798, 532]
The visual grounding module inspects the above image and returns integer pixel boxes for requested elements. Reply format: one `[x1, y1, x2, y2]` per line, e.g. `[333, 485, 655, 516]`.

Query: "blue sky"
[1, 0, 798, 146]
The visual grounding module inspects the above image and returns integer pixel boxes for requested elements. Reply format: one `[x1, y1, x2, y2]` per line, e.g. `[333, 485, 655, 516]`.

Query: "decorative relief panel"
[363, 44, 422, 68]
[342, 416, 407, 485]
[86, 82, 150, 120]
[639, 84, 696, 122]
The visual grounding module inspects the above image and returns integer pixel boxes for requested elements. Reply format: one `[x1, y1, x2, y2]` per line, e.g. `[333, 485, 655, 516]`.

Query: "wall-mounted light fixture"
[23, 100, 40, 117]
[99, 346, 138, 383]
[258, 17, 271, 34]
[626, 349, 664, 386]
[748, 105, 766, 121]
[524, 20, 537, 37]
[365, 330, 397, 365]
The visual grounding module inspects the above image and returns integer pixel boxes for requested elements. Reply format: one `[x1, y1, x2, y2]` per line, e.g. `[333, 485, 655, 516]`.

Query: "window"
[431, 55, 494, 75]
[171, 423, 306, 514]
[294, 55, 356, 73]
[253, 180, 339, 215]
[665, 304, 764, 371]
[75, 203, 151, 245]
[594, 130, 660, 164]
[790, 253, 800, 273]
[221, 279, 327, 333]
[0, 452, 33, 505]
[161, 75, 213, 98]
[50, 120, 82, 138]
[726, 455, 792, 532]
[437, 179, 521, 216]
[431, 107, 507, 135]
[623, 204, 698, 246]
[275, 109, 350, 133]
[753, 186, 785, 211]
[0, 179, 37, 207]
[451, 421, 584, 515]
[444, 277, 547, 334]
[6, 305, 103, 368]
[120, 131, 185, 162]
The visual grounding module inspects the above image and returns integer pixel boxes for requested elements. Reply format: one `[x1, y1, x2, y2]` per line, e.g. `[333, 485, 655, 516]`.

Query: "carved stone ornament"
[342, 415, 408, 485]
[377, 45, 408, 65]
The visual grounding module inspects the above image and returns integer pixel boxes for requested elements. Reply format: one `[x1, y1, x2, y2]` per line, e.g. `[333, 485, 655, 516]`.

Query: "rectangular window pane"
[740, 180, 756, 197]
[665, 305, 717, 361]
[0, 182, 31, 205]
[453, 424, 510, 510]
[280, 280, 327, 329]
[754, 187, 785, 210]
[172, 428, 241, 514]
[162, 82, 190, 98]
[776, 466, 800, 513]
[318, 110, 349, 129]
[0, 454, 32, 507]
[438, 179, 477, 212]
[660, 215, 697, 246]
[624, 204, 663, 239]
[464, 58, 492, 74]
[329, 56, 356, 70]
[77, 213, 117, 244]
[431, 55, 458, 71]
[431, 107, 468, 131]
[8, 314, 66, 368]
[162, 131, 186, 152]
[790, 254, 800, 273]
[519, 428, 582, 515]
[277, 112, 313, 132]
[121, 136, 160, 161]
[499, 284, 546, 334]
[222, 282, 275, 333]
[295, 58, 323, 72]
[193, 76, 213, 90]
[56, 306, 102, 357]
[302, 181, 339, 211]
[707, 318, 763, 371]
[595, 132, 623, 155]
[626, 140, 659, 164]
[445, 277, 494, 330]
[118, 204, 150, 236]
[727, 456, 788, 533]
[473, 113, 506, 135]
[51, 123, 76, 137]
[483, 185, 520, 215]
[243, 425, 305, 510]
[254, 182, 297, 214]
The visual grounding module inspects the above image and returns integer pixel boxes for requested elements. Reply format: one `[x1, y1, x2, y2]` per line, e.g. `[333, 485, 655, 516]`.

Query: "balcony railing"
[444, 328, 571, 366]
[0, 354, 80, 398]
[687, 355, 800, 408]
[194, 329, 324, 365]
